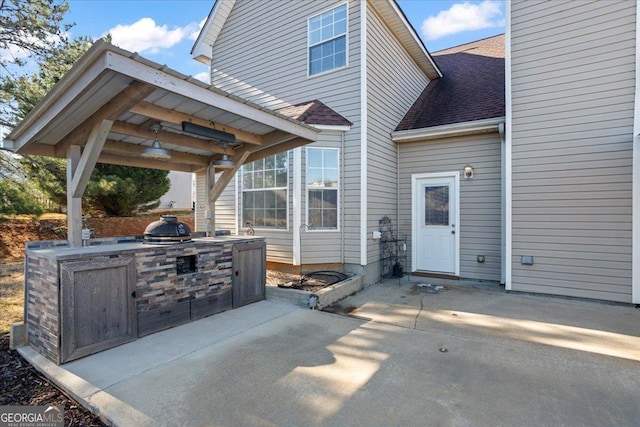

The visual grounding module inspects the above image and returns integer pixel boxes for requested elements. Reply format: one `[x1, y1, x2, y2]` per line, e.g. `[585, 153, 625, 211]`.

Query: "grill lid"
[144, 216, 191, 244]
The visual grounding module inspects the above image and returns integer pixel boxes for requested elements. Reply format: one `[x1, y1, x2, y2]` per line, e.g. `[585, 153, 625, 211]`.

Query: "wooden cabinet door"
[232, 240, 266, 308]
[60, 256, 136, 363]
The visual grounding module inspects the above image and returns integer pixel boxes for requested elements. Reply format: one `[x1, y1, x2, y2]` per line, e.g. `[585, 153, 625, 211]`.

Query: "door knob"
[451, 230, 455, 235]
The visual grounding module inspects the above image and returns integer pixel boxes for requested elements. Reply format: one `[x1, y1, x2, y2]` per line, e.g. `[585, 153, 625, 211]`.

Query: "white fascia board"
[191, 0, 236, 64]
[392, 117, 505, 143]
[632, 1, 640, 304]
[310, 124, 352, 132]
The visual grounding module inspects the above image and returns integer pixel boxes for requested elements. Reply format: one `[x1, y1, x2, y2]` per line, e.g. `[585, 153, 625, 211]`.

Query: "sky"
[63, 0, 505, 83]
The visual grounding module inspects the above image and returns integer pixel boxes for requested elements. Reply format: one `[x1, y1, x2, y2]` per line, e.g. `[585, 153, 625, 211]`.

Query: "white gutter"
[504, 2, 513, 291]
[392, 117, 505, 143]
[499, 122, 506, 285]
[632, 1, 640, 304]
[311, 124, 352, 132]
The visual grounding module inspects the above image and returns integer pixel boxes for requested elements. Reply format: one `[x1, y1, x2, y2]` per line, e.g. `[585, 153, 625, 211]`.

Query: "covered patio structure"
[6, 40, 319, 246]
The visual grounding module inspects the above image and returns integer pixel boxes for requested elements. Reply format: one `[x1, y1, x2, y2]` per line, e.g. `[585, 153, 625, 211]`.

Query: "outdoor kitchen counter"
[24, 235, 262, 260]
[22, 236, 267, 364]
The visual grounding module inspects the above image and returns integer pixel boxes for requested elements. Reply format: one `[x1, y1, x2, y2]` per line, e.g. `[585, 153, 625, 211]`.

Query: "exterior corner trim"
[360, 0, 368, 267]
[504, 1, 513, 291]
[632, 0, 640, 304]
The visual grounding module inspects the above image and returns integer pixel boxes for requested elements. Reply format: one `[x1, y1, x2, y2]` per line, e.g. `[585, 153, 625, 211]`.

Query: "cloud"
[192, 71, 210, 84]
[421, 1, 504, 41]
[189, 18, 207, 41]
[107, 18, 201, 54]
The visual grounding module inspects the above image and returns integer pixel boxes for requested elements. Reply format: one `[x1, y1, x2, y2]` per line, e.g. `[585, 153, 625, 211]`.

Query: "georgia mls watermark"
[0, 405, 64, 427]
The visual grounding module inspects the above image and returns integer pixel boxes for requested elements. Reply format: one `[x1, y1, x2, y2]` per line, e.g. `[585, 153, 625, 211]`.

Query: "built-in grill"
[144, 215, 192, 245]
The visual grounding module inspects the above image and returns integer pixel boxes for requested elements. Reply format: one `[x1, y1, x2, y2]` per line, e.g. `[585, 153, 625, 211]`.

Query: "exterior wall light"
[464, 164, 474, 179]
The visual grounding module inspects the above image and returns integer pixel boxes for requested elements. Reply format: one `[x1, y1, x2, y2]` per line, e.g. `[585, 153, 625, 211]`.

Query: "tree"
[5, 36, 94, 208]
[85, 165, 171, 216]
[0, 0, 72, 128]
[0, 4, 171, 216]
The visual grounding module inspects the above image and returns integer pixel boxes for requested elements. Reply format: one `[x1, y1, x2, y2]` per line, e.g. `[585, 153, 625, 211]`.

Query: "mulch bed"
[0, 334, 106, 426]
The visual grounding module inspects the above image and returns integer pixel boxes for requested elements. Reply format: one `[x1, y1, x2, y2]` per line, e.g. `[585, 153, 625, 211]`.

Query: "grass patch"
[0, 270, 24, 335]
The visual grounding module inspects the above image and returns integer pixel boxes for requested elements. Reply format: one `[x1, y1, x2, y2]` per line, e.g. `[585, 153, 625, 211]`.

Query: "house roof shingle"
[277, 100, 352, 127]
[396, 34, 505, 132]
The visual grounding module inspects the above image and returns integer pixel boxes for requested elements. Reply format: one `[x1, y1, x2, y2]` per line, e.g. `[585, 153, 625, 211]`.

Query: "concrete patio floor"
[17, 276, 640, 426]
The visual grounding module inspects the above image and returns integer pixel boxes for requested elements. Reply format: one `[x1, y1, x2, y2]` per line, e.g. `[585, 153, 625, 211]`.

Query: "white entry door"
[413, 174, 459, 274]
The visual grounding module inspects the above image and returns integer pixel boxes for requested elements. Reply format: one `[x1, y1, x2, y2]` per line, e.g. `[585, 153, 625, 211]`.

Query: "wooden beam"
[16, 143, 55, 157]
[71, 120, 112, 198]
[129, 101, 263, 146]
[102, 139, 210, 167]
[97, 152, 199, 173]
[111, 121, 225, 154]
[54, 81, 155, 157]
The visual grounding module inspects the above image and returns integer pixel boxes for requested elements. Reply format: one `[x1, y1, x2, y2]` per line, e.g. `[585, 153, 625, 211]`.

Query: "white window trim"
[307, 2, 349, 78]
[305, 147, 340, 232]
[240, 152, 290, 232]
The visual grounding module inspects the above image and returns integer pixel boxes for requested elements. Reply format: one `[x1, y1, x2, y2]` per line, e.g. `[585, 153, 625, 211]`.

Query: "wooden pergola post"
[66, 146, 82, 247]
[65, 119, 113, 246]
[207, 164, 216, 236]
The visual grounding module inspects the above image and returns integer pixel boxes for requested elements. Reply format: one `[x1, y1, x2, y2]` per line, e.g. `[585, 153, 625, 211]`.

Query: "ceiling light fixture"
[142, 123, 171, 160]
[214, 143, 236, 169]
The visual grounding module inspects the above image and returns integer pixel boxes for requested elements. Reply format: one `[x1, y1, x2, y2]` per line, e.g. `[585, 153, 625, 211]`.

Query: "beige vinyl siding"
[399, 133, 502, 281]
[365, 4, 430, 267]
[194, 171, 207, 232]
[210, 0, 362, 266]
[510, 0, 635, 302]
[194, 172, 237, 234]
[214, 173, 237, 234]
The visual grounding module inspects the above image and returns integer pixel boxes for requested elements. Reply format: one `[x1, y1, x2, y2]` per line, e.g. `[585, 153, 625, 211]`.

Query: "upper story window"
[308, 3, 348, 76]
[307, 147, 339, 230]
[242, 153, 289, 229]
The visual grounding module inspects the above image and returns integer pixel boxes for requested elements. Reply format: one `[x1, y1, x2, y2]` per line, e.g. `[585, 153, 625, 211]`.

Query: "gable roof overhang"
[7, 40, 319, 172]
[191, 0, 442, 80]
[369, 0, 441, 79]
[191, 0, 236, 65]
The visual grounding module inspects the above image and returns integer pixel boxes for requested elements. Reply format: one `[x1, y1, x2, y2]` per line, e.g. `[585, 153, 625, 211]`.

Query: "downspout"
[499, 122, 506, 285]
[396, 134, 401, 258]
[341, 131, 346, 264]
